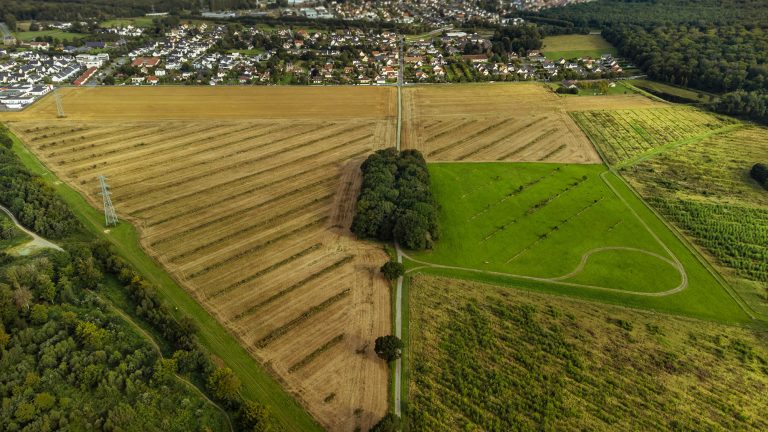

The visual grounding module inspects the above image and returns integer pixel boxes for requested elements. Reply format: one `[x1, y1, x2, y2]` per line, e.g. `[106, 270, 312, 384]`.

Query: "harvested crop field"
[3, 86, 396, 432]
[401, 83, 662, 163]
[11, 86, 394, 121]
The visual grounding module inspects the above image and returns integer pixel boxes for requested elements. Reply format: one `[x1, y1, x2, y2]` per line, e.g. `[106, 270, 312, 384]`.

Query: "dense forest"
[714, 91, 768, 125]
[0, 145, 274, 431]
[539, 0, 768, 124]
[0, 251, 229, 431]
[538, 0, 768, 27]
[490, 25, 543, 58]
[352, 149, 439, 250]
[0, 1, 269, 22]
[0, 145, 79, 239]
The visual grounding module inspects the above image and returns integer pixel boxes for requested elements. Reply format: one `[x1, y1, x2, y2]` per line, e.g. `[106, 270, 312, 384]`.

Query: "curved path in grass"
[0, 203, 63, 253]
[399, 243, 687, 296]
[548, 246, 684, 290]
[398, 170, 691, 297]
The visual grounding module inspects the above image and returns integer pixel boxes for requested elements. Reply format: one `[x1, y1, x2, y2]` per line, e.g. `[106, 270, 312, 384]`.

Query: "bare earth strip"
[2, 86, 395, 432]
[402, 83, 665, 163]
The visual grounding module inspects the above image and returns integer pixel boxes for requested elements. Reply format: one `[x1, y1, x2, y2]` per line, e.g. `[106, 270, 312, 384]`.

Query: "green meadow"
[541, 34, 617, 60]
[405, 162, 752, 323]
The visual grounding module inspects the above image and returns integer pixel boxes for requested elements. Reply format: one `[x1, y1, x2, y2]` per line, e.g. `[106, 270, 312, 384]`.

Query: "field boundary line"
[607, 170, 760, 321]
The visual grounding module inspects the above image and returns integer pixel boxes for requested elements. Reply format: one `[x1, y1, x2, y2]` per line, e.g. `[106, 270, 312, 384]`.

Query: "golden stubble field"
[401, 83, 664, 163]
[3, 86, 396, 432]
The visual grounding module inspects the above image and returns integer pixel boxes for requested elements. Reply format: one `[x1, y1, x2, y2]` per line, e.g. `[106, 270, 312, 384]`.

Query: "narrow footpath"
[0, 204, 63, 253]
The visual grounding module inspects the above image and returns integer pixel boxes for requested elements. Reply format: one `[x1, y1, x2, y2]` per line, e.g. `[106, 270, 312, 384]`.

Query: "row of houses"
[0, 51, 84, 85]
[0, 84, 53, 109]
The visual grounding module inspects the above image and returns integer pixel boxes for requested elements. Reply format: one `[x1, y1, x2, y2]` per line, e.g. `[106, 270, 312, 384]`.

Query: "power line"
[54, 88, 66, 118]
[98, 175, 119, 227]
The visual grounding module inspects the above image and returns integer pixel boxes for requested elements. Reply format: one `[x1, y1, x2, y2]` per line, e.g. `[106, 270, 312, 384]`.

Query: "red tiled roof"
[73, 67, 97, 86]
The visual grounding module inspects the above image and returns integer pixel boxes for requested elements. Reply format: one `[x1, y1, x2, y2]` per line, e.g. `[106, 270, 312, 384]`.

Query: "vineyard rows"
[648, 198, 768, 282]
[572, 107, 734, 165]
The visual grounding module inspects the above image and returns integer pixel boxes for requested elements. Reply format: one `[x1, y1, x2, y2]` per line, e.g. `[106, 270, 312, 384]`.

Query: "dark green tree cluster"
[490, 24, 543, 57]
[374, 335, 403, 362]
[601, 24, 768, 94]
[351, 149, 439, 250]
[0, 146, 80, 239]
[380, 261, 405, 281]
[370, 413, 402, 432]
[538, 0, 768, 28]
[91, 241, 197, 351]
[751, 163, 768, 190]
[538, 0, 768, 123]
[1, 0, 192, 21]
[0, 126, 12, 150]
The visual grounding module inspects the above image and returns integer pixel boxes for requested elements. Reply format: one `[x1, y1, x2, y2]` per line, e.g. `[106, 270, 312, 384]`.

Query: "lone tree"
[370, 413, 402, 432]
[375, 335, 403, 362]
[751, 163, 768, 189]
[380, 261, 405, 280]
[207, 367, 241, 402]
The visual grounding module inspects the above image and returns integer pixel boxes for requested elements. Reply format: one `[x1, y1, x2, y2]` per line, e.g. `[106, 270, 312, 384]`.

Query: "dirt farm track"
[0, 84, 666, 430]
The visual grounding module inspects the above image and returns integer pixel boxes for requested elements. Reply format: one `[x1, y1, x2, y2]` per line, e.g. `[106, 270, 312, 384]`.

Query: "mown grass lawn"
[14, 30, 88, 41]
[406, 162, 752, 324]
[100, 17, 155, 28]
[541, 34, 617, 60]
